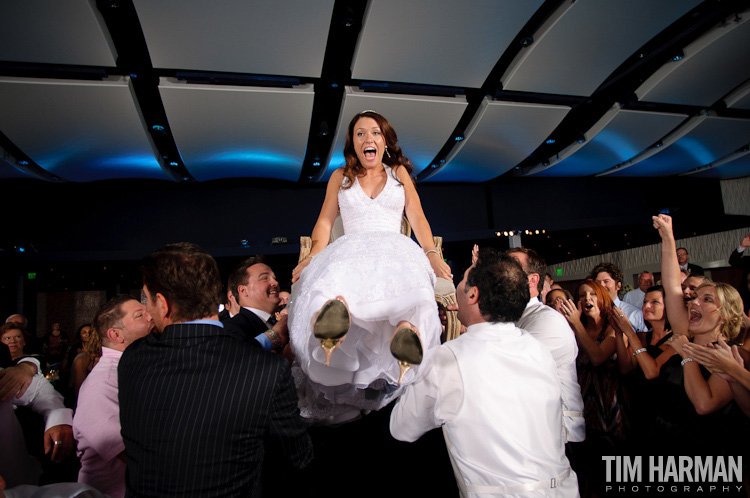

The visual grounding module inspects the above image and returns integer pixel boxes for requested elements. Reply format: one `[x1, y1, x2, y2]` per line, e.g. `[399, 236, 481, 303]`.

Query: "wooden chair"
[298, 215, 461, 343]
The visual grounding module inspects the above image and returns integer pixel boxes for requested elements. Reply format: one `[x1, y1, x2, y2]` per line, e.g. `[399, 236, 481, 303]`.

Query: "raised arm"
[396, 166, 451, 279]
[653, 215, 689, 336]
[292, 169, 343, 282]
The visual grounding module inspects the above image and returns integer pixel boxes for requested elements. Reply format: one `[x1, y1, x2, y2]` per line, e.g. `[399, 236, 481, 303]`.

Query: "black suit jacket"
[118, 322, 312, 498]
[222, 307, 269, 346]
[686, 262, 704, 276]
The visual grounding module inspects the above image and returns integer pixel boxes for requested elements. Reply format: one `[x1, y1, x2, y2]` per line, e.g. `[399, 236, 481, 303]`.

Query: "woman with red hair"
[560, 279, 630, 496]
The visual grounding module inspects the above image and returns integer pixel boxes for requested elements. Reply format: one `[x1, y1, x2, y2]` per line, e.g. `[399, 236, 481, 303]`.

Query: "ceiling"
[1, 0, 750, 185]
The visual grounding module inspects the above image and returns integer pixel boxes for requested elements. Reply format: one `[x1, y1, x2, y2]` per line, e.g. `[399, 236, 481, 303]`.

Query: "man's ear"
[529, 273, 540, 292]
[616, 281, 622, 292]
[155, 292, 171, 320]
[107, 328, 124, 344]
[466, 285, 479, 305]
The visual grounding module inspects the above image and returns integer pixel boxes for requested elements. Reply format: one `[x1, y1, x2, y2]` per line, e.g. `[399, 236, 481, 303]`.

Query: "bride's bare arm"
[292, 169, 343, 282]
[396, 166, 451, 279]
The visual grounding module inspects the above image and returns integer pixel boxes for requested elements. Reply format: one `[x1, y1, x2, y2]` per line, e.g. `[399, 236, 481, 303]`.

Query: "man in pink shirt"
[73, 295, 153, 498]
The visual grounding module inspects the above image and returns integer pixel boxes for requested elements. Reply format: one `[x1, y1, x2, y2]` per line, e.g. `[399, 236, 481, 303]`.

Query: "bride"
[288, 110, 451, 424]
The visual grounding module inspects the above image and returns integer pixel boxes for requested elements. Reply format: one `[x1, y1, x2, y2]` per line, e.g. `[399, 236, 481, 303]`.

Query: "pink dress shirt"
[73, 347, 126, 498]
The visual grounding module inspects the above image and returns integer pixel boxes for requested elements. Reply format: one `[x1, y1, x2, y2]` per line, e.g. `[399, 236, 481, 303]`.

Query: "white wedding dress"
[289, 166, 441, 424]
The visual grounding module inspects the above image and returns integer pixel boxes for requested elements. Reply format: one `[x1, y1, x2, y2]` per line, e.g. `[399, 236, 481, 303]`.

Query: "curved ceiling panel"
[352, 0, 543, 88]
[323, 87, 467, 180]
[133, 0, 334, 77]
[431, 100, 569, 182]
[159, 79, 315, 182]
[691, 153, 750, 180]
[0, 77, 167, 182]
[0, 1, 115, 66]
[502, 0, 701, 96]
[611, 116, 750, 177]
[637, 15, 750, 106]
[0, 160, 35, 180]
[535, 110, 686, 177]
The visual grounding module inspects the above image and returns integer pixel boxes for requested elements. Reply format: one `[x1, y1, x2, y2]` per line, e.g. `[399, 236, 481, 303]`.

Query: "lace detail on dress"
[338, 167, 404, 235]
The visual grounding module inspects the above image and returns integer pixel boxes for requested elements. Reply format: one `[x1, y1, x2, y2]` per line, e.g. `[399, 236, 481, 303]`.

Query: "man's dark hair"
[506, 247, 547, 295]
[676, 247, 689, 254]
[227, 256, 266, 303]
[589, 262, 623, 286]
[466, 254, 529, 323]
[93, 294, 136, 342]
[141, 243, 223, 323]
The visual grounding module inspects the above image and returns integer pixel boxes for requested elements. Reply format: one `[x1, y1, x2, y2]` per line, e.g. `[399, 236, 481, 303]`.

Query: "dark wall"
[0, 175, 730, 262]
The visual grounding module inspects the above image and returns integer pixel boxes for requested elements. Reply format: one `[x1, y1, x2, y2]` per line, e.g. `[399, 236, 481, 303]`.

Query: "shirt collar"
[181, 319, 224, 327]
[245, 307, 271, 322]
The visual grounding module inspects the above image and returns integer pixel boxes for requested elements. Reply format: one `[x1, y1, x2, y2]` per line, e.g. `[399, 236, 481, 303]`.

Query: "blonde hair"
[697, 282, 743, 340]
[83, 326, 102, 361]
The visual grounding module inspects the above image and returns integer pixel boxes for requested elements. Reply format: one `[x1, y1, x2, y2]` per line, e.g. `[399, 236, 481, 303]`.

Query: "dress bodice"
[338, 167, 404, 235]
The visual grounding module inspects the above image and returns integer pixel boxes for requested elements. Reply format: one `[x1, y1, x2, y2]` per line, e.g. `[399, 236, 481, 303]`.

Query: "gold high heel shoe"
[389, 322, 423, 386]
[312, 297, 350, 367]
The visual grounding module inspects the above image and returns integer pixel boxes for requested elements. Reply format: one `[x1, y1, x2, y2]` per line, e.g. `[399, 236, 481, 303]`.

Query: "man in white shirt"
[0, 349, 73, 487]
[391, 253, 577, 497]
[508, 247, 585, 443]
[590, 262, 647, 332]
[623, 271, 654, 308]
[73, 295, 154, 498]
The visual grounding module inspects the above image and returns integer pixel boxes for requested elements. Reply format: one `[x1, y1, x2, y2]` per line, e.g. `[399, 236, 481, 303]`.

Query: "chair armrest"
[299, 236, 312, 264]
[435, 277, 460, 342]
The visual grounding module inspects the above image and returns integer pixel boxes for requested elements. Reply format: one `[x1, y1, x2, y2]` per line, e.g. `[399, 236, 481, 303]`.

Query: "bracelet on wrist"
[425, 249, 439, 257]
[267, 329, 283, 350]
[681, 357, 694, 366]
[632, 348, 647, 356]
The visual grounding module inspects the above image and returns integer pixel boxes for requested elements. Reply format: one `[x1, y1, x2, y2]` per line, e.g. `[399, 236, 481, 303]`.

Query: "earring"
[385, 146, 391, 159]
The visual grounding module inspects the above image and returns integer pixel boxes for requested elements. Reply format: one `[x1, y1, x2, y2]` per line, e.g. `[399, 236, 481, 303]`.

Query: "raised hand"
[560, 298, 582, 325]
[683, 337, 743, 380]
[652, 214, 673, 240]
[607, 307, 635, 337]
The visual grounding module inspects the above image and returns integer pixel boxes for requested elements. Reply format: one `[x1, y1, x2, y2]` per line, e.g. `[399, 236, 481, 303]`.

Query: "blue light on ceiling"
[191, 149, 302, 181]
[673, 137, 715, 166]
[594, 130, 639, 162]
[98, 154, 163, 171]
[209, 150, 293, 165]
[545, 139, 556, 144]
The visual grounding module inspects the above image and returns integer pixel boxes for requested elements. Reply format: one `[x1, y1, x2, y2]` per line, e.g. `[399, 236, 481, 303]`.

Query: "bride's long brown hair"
[341, 111, 415, 189]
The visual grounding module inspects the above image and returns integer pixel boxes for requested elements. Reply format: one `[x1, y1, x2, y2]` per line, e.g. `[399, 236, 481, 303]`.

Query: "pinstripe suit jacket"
[118, 321, 312, 498]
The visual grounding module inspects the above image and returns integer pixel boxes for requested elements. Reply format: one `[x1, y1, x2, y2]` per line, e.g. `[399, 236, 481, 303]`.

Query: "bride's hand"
[428, 252, 453, 281]
[291, 256, 313, 283]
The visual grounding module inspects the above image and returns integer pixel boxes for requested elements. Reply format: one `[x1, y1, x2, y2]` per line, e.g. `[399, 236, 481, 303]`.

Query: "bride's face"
[352, 117, 385, 169]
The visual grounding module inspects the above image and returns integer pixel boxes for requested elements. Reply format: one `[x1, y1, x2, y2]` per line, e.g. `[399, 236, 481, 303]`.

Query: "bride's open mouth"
[363, 147, 377, 160]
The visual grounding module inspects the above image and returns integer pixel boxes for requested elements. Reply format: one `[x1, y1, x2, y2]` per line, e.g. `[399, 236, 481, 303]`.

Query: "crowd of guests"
[1, 220, 749, 497]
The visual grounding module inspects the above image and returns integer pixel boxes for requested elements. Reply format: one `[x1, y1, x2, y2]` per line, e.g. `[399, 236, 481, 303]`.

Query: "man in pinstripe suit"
[118, 243, 312, 498]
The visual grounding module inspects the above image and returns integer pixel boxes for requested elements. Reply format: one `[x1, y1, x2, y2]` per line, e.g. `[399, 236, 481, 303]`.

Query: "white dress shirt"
[1, 359, 73, 487]
[390, 321, 577, 497]
[622, 288, 645, 309]
[614, 297, 647, 332]
[517, 298, 585, 443]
